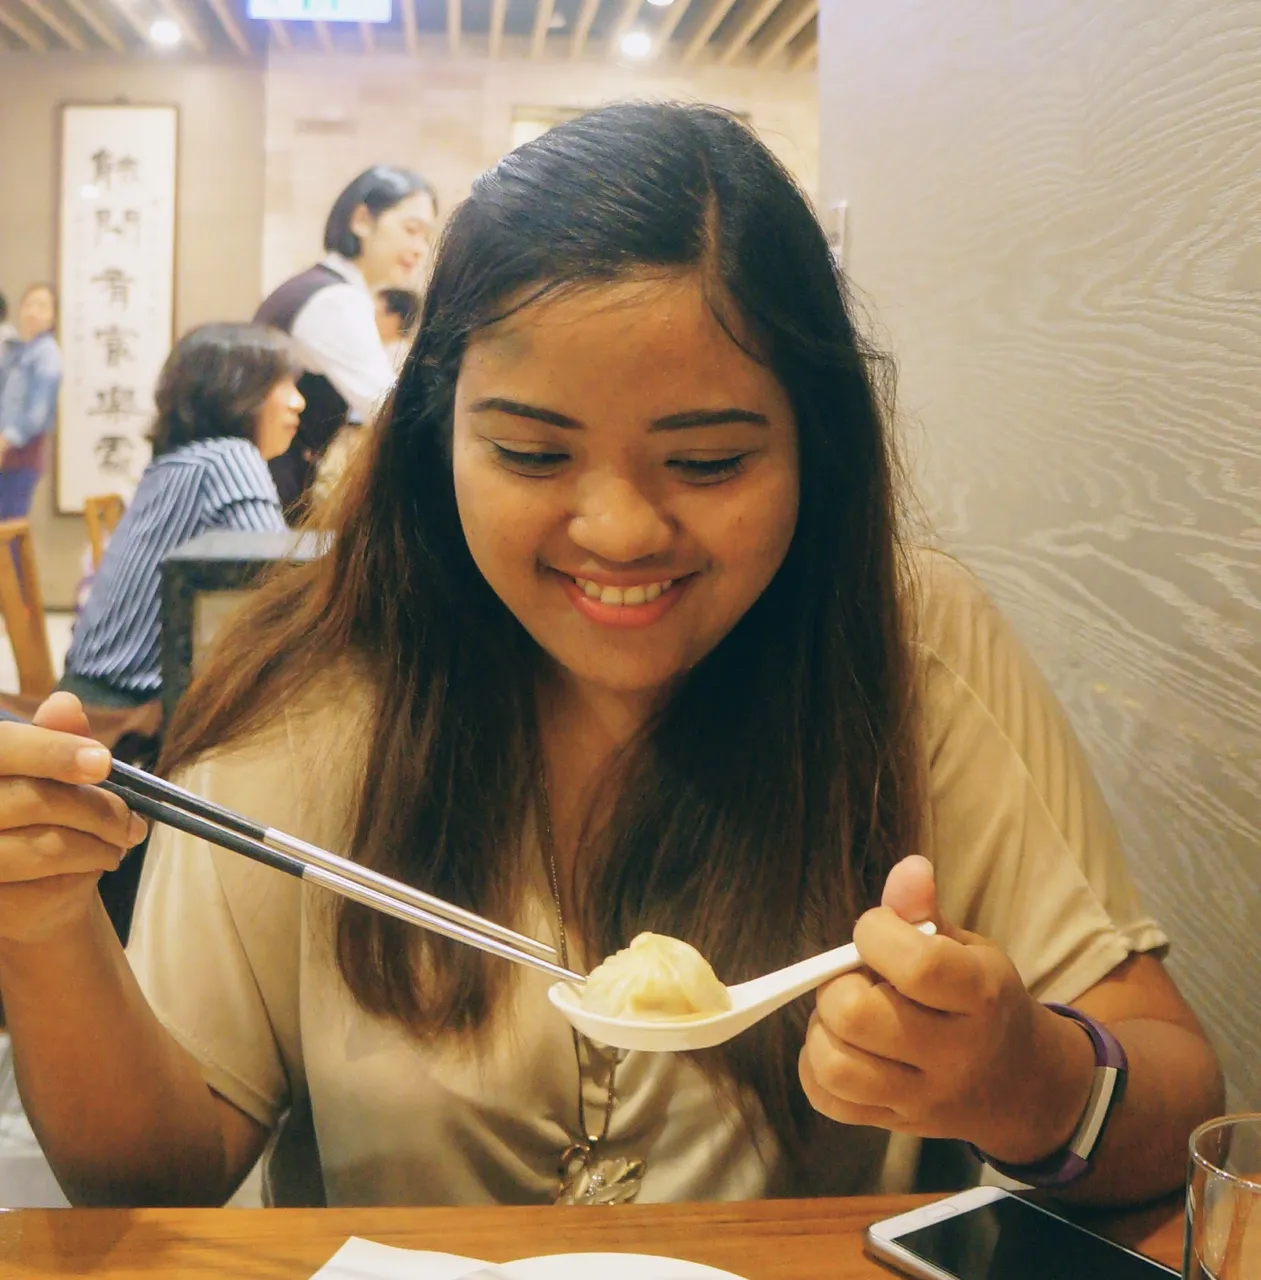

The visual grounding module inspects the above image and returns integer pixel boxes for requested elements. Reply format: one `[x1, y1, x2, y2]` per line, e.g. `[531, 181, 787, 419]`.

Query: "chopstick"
[104, 753, 559, 962]
[0, 710, 584, 986]
[103, 778, 583, 984]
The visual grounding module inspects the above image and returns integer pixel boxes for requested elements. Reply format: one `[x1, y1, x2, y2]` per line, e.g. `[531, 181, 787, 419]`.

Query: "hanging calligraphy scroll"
[56, 104, 178, 514]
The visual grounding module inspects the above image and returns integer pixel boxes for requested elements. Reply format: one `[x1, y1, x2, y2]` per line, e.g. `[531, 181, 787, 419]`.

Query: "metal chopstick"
[104, 779, 585, 986]
[101, 753, 557, 962]
[0, 709, 573, 982]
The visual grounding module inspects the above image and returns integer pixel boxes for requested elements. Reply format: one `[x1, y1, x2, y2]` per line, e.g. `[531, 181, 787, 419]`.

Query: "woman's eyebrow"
[649, 408, 769, 431]
[468, 399, 769, 432]
[468, 398, 580, 428]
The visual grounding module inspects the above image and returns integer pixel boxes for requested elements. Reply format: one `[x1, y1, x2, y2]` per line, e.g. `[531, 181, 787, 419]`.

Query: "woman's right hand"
[0, 692, 147, 948]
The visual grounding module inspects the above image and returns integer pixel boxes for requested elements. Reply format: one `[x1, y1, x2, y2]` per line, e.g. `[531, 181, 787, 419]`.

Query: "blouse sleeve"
[913, 552, 1168, 1004]
[212, 497, 288, 534]
[126, 725, 307, 1128]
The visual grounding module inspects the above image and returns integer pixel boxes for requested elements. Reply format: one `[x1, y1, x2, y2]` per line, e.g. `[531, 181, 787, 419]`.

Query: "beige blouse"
[126, 551, 1167, 1206]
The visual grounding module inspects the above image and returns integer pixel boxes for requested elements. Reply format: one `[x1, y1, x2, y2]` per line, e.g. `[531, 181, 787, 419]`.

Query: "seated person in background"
[375, 286, 421, 373]
[0, 104, 1222, 1212]
[58, 323, 302, 709]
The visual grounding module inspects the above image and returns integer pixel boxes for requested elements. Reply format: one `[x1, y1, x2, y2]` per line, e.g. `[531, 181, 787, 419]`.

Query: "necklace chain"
[537, 767, 618, 1150]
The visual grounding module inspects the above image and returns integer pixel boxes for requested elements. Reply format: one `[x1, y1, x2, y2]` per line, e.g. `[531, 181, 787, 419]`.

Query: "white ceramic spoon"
[548, 922, 936, 1053]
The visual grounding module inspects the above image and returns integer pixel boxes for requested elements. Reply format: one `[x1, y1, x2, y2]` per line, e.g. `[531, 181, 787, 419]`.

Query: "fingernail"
[75, 746, 111, 775]
[128, 814, 148, 844]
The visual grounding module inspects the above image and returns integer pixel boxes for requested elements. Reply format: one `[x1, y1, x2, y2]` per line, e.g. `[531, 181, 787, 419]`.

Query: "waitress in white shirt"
[255, 165, 436, 518]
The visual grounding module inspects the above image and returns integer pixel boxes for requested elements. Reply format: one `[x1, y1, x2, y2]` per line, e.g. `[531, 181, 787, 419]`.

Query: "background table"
[0, 1194, 1184, 1278]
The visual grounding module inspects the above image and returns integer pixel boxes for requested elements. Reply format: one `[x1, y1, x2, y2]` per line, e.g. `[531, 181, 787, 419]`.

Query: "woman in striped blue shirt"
[60, 324, 304, 708]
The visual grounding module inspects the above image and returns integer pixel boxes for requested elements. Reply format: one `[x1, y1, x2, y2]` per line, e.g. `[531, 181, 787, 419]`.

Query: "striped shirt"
[65, 437, 286, 695]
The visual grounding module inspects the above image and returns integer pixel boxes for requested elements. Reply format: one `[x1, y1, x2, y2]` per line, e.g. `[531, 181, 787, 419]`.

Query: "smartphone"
[865, 1185, 1179, 1280]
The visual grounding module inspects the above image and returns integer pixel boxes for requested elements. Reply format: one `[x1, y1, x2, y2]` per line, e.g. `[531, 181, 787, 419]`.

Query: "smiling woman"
[0, 103, 1220, 1213]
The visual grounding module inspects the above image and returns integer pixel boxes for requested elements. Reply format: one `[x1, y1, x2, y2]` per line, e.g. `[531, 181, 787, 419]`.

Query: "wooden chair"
[84, 492, 125, 569]
[0, 518, 55, 698]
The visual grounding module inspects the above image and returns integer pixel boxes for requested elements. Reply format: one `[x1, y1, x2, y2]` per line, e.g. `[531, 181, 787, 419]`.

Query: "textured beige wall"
[261, 53, 818, 291]
[819, 2, 1261, 1108]
[0, 55, 266, 607]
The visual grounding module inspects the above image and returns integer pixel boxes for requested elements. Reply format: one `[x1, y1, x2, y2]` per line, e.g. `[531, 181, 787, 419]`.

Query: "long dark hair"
[324, 166, 437, 259]
[149, 323, 297, 457]
[162, 103, 921, 1164]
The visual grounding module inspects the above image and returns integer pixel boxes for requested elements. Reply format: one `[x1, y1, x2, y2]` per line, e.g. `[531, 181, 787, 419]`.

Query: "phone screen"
[892, 1195, 1177, 1279]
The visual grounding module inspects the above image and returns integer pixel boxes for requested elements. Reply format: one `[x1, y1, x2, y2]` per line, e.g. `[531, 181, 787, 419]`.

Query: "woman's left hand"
[799, 855, 1095, 1165]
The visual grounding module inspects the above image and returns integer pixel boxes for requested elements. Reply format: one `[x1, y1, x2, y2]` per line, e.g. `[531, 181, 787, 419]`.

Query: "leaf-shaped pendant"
[555, 1142, 646, 1206]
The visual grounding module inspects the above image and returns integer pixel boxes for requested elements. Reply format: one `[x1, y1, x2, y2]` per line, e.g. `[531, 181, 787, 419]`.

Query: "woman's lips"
[554, 571, 692, 629]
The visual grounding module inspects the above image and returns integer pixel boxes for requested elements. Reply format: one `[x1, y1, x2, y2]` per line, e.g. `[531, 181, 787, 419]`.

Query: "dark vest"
[254, 263, 349, 520]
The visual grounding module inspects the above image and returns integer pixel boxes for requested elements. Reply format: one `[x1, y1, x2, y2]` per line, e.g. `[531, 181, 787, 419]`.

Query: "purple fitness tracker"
[969, 1003, 1128, 1190]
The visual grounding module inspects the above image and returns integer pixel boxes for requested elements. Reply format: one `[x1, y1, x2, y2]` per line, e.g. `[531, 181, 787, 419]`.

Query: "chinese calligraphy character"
[91, 268, 135, 310]
[88, 385, 142, 423]
[93, 435, 137, 474]
[89, 149, 141, 189]
[94, 326, 138, 368]
[93, 209, 142, 247]
[90, 148, 114, 188]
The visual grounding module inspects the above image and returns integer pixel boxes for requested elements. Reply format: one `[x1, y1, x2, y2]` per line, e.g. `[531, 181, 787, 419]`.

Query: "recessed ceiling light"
[148, 17, 182, 45]
[548, 11, 567, 28]
[619, 29, 651, 58]
[645, 0, 674, 8]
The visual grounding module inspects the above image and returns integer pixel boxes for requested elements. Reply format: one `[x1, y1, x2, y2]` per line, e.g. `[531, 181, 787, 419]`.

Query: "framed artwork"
[56, 103, 178, 514]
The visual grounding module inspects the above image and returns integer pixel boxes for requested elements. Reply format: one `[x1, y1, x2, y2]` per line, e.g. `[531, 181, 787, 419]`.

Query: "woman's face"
[353, 192, 436, 291]
[452, 273, 800, 700]
[255, 376, 305, 461]
[18, 287, 55, 342]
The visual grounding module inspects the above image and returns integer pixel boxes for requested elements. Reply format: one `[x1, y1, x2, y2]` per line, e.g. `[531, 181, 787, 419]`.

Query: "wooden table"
[0, 1195, 1184, 1278]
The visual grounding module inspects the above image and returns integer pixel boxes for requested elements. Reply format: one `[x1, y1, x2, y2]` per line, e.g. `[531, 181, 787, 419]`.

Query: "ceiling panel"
[0, 0, 816, 64]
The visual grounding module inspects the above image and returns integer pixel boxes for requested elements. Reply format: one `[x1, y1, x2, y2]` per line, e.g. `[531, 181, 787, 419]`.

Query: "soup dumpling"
[580, 932, 731, 1021]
